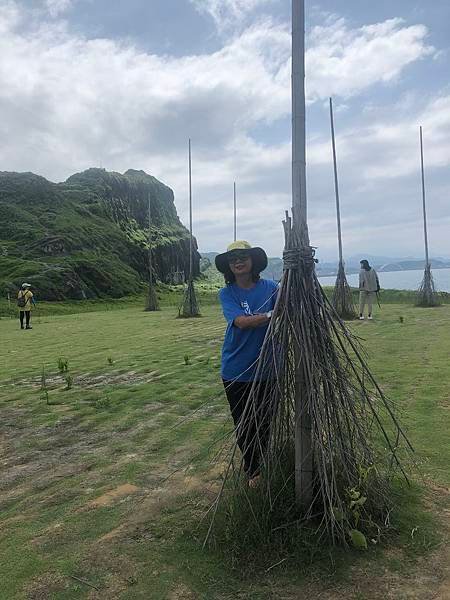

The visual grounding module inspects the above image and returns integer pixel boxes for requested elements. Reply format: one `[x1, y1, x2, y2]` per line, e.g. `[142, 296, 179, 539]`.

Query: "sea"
[318, 268, 450, 293]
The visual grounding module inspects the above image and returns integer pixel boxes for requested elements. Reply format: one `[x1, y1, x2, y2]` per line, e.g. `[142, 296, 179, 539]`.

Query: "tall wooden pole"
[292, 0, 313, 510]
[145, 192, 159, 311]
[148, 194, 153, 280]
[329, 97, 343, 265]
[420, 126, 430, 267]
[188, 138, 193, 279]
[233, 181, 237, 242]
[292, 0, 309, 247]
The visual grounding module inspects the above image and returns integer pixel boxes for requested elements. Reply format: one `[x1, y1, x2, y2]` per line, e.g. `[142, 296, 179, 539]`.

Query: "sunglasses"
[228, 252, 250, 264]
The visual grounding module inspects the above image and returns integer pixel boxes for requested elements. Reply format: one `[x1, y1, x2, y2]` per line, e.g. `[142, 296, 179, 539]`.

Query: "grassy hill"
[0, 168, 200, 300]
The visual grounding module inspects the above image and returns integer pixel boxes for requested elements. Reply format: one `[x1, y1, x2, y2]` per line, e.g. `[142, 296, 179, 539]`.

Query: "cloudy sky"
[1, 0, 449, 260]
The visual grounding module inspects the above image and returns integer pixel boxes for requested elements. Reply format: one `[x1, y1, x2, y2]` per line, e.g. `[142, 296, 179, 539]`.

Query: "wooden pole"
[292, 0, 313, 510]
[292, 0, 309, 247]
[420, 126, 430, 267]
[233, 181, 237, 242]
[145, 192, 159, 311]
[148, 193, 153, 282]
[329, 97, 343, 265]
[188, 138, 194, 280]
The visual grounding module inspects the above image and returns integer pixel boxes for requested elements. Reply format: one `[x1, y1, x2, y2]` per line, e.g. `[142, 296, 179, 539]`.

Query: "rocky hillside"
[0, 168, 200, 300]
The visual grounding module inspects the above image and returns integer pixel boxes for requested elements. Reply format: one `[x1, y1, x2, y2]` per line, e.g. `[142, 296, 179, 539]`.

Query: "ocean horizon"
[318, 268, 450, 293]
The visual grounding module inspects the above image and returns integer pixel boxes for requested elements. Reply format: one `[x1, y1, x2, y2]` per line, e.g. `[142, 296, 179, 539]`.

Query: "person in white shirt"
[359, 260, 380, 320]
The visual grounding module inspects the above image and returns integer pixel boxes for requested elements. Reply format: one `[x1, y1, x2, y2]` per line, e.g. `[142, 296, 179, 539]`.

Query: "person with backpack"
[359, 260, 380, 320]
[215, 241, 278, 488]
[17, 283, 35, 329]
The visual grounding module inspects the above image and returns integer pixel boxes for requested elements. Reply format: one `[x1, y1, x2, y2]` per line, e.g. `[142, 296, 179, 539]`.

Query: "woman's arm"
[234, 313, 271, 329]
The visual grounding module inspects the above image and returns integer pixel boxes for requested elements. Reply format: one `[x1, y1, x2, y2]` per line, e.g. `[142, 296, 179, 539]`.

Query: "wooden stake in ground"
[145, 193, 159, 312]
[329, 97, 356, 320]
[416, 126, 439, 307]
[291, 0, 313, 509]
[180, 139, 200, 318]
[233, 181, 237, 242]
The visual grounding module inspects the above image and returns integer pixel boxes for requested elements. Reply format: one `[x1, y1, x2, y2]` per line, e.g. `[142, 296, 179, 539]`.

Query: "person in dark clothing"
[215, 241, 278, 487]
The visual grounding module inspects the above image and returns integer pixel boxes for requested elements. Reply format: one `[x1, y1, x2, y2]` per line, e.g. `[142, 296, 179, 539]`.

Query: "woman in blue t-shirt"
[215, 240, 278, 487]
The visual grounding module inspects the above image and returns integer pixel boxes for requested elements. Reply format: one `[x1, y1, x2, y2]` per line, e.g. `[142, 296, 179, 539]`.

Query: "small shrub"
[399, 316, 404, 324]
[184, 354, 191, 366]
[64, 373, 73, 390]
[107, 356, 114, 365]
[58, 357, 69, 373]
[95, 396, 111, 410]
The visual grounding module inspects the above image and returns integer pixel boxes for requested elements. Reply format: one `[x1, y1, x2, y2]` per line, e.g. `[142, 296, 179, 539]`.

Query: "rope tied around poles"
[283, 247, 317, 273]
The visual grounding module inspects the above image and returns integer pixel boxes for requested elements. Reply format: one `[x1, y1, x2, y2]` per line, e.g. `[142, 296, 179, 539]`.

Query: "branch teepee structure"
[180, 139, 201, 318]
[209, 0, 412, 546]
[145, 193, 160, 312]
[416, 126, 440, 307]
[329, 97, 357, 320]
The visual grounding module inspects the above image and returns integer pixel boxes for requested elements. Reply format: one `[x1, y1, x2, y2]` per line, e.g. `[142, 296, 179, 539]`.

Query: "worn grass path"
[0, 302, 449, 599]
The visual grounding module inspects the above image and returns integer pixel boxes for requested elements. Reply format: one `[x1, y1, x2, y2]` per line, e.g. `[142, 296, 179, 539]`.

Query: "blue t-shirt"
[219, 279, 278, 382]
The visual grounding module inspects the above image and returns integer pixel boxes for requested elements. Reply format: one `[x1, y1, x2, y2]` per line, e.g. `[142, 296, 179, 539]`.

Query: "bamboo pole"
[329, 98, 343, 265]
[292, 0, 313, 510]
[292, 0, 309, 247]
[180, 139, 200, 317]
[420, 126, 430, 267]
[233, 181, 237, 242]
[145, 192, 159, 311]
[189, 138, 193, 279]
[148, 194, 153, 278]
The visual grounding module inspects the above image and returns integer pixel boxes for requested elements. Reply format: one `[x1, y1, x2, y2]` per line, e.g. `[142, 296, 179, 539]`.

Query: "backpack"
[17, 291, 27, 308]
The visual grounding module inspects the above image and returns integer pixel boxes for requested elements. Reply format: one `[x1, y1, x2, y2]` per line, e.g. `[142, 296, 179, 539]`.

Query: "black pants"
[223, 379, 273, 477]
[19, 311, 31, 328]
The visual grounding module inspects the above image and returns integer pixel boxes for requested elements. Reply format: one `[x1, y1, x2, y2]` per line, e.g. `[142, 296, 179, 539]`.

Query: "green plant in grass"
[95, 396, 111, 410]
[184, 354, 191, 366]
[58, 357, 69, 373]
[107, 356, 114, 365]
[64, 373, 73, 390]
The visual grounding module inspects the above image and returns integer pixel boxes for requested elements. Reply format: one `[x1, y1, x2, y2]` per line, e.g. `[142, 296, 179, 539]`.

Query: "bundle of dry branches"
[416, 264, 440, 307]
[332, 262, 357, 320]
[180, 278, 201, 318]
[208, 211, 413, 546]
[145, 282, 159, 312]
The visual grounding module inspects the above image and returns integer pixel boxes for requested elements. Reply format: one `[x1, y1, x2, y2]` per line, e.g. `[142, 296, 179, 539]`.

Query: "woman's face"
[228, 252, 253, 276]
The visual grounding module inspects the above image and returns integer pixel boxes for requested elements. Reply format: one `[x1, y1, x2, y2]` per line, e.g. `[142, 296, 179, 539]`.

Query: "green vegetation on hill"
[0, 169, 200, 300]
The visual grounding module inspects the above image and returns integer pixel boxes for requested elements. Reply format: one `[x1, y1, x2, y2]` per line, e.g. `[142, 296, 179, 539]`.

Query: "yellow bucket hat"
[215, 240, 268, 274]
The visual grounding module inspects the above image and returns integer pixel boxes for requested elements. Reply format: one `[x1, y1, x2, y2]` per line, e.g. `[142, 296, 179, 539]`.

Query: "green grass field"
[0, 298, 449, 599]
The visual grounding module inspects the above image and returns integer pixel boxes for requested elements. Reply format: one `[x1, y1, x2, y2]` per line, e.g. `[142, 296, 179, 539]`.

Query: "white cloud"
[0, 1, 446, 258]
[190, 0, 277, 33]
[308, 94, 450, 178]
[306, 17, 435, 100]
[44, 0, 73, 17]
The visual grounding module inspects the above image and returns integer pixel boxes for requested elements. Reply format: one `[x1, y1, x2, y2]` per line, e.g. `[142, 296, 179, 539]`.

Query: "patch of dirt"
[5, 369, 170, 391]
[24, 572, 68, 600]
[74, 546, 138, 600]
[96, 471, 217, 544]
[168, 583, 198, 599]
[87, 483, 140, 508]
